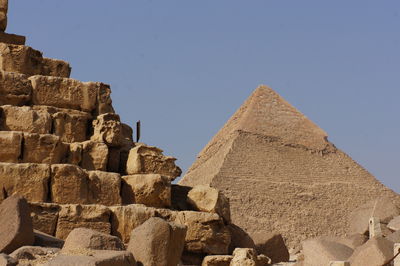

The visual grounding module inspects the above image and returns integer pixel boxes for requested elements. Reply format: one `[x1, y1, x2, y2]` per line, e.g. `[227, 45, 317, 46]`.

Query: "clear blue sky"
[8, 1, 400, 191]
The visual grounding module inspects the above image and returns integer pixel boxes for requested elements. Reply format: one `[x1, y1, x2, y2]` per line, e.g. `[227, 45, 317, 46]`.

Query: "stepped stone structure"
[179, 85, 400, 247]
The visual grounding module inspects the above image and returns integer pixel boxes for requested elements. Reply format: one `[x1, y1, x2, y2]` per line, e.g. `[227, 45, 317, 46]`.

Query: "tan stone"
[0, 253, 17, 266]
[349, 237, 394, 266]
[50, 164, 89, 204]
[201, 255, 232, 266]
[47, 250, 135, 266]
[29, 203, 61, 236]
[0, 105, 52, 134]
[227, 224, 256, 254]
[302, 237, 353, 266]
[88, 171, 121, 206]
[0, 131, 21, 163]
[55, 204, 111, 240]
[81, 141, 109, 171]
[0, 0, 7, 32]
[127, 217, 187, 266]
[62, 228, 124, 253]
[230, 248, 271, 266]
[126, 143, 182, 181]
[34, 230, 64, 249]
[91, 113, 122, 147]
[0, 71, 32, 106]
[174, 211, 231, 255]
[0, 163, 50, 203]
[0, 44, 70, 77]
[121, 174, 171, 208]
[110, 204, 157, 243]
[0, 32, 25, 45]
[50, 108, 91, 143]
[66, 142, 82, 165]
[187, 185, 230, 223]
[96, 82, 115, 116]
[388, 215, 400, 231]
[252, 232, 289, 263]
[179, 85, 400, 247]
[0, 195, 34, 254]
[10, 246, 59, 260]
[22, 133, 67, 164]
[348, 197, 399, 235]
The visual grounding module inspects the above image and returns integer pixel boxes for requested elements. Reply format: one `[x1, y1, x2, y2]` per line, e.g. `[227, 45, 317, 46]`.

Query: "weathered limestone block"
[0, 71, 32, 106]
[349, 237, 394, 266]
[127, 217, 187, 266]
[0, 163, 50, 203]
[252, 232, 289, 263]
[0, 32, 25, 45]
[81, 141, 109, 171]
[174, 211, 231, 255]
[121, 174, 171, 208]
[30, 203, 61, 236]
[0, 105, 52, 134]
[50, 164, 90, 204]
[10, 246, 59, 260]
[66, 142, 82, 165]
[34, 230, 64, 249]
[0, 131, 22, 163]
[187, 185, 231, 223]
[348, 197, 399, 235]
[0, 195, 34, 254]
[96, 82, 115, 116]
[29, 76, 97, 112]
[388, 215, 400, 231]
[0, 0, 7, 32]
[0, 253, 17, 266]
[55, 204, 111, 240]
[126, 143, 182, 181]
[0, 44, 70, 77]
[201, 255, 232, 266]
[227, 224, 256, 253]
[110, 204, 157, 243]
[88, 171, 121, 206]
[230, 248, 271, 266]
[47, 250, 135, 266]
[22, 133, 67, 164]
[62, 228, 125, 253]
[171, 184, 192, 211]
[91, 113, 122, 147]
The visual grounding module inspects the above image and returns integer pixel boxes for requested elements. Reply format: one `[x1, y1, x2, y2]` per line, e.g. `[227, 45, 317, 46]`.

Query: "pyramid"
[179, 85, 400, 247]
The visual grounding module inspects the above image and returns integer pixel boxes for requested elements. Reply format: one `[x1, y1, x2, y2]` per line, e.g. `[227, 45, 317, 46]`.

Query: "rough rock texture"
[47, 250, 135, 266]
[33, 230, 64, 249]
[30, 203, 61, 236]
[22, 133, 67, 164]
[0, 32, 25, 45]
[127, 217, 187, 266]
[252, 232, 289, 263]
[179, 85, 400, 247]
[0, 71, 32, 105]
[0, 132, 21, 163]
[387, 215, 400, 231]
[230, 248, 271, 266]
[187, 185, 230, 223]
[349, 237, 394, 266]
[0, 0, 8, 32]
[201, 255, 232, 266]
[0, 253, 17, 266]
[88, 171, 121, 206]
[0, 163, 50, 203]
[81, 141, 109, 171]
[9, 246, 59, 260]
[62, 228, 124, 253]
[121, 174, 171, 208]
[0, 195, 34, 254]
[227, 224, 256, 253]
[91, 113, 122, 147]
[126, 143, 182, 181]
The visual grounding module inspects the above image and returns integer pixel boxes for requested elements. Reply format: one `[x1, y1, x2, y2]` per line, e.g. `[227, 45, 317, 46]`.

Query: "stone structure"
[179, 85, 400, 247]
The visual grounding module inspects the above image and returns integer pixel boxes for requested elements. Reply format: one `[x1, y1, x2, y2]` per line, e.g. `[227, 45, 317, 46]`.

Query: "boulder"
[0, 132, 21, 163]
[9, 246, 59, 260]
[0, 71, 32, 105]
[348, 197, 399, 235]
[0, 105, 52, 134]
[33, 230, 64, 249]
[388, 215, 400, 231]
[301, 237, 353, 266]
[91, 113, 122, 147]
[81, 141, 109, 171]
[121, 174, 171, 208]
[22, 133, 67, 164]
[30, 203, 61, 236]
[0, 254, 17, 266]
[230, 248, 271, 266]
[127, 217, 187, 266]
[201, 255, 232, 266]
[50, 164, 90, 204]
[349, 237, 394, 266]
[46, 250, 135, 266]
[174, 211, 231, 255]
[187, 185, 231, 223]
[62, 228, 124, 253]
[55, 204, 111, 240]
[0, 163, 50, 203]
[0, 195, 34, 254]
[88, 171, 121, 206]
[227, 224, 256, 254]
[252, 232, 289, 263]
[126, 143, 182, 181]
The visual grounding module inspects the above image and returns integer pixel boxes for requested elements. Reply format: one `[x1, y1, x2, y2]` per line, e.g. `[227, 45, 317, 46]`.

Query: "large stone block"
[0, 44, 70, 77]
[88, 171, 121, 206]
[0, 32, 25, 45]
[47, 250, 135, 266]
[121, 174, 171, 208]
[81, 141, 109, 171]
[126, 143, 182, 181]
[50, 164, 90, 204]
[55, 204, 111, 240]
[0, 131, 22, 163]
[29, 203, 61, 236]
[0, 71, 32, 106]
[22, 133, 67, 164]
[0, 105, 52, 134]
[349, 237, 394, 266]
[0, 163, 50, 203]
[91, 113, 122, 147]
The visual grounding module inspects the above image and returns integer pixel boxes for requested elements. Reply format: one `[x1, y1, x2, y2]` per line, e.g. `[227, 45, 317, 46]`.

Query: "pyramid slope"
[180, 86, 400, 247]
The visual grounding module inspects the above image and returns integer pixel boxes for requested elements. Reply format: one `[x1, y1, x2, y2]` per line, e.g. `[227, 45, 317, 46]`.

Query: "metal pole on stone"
[136, 120, 141, 143]
[329, 261, 350, 266]
[369, 217, 383, 238]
